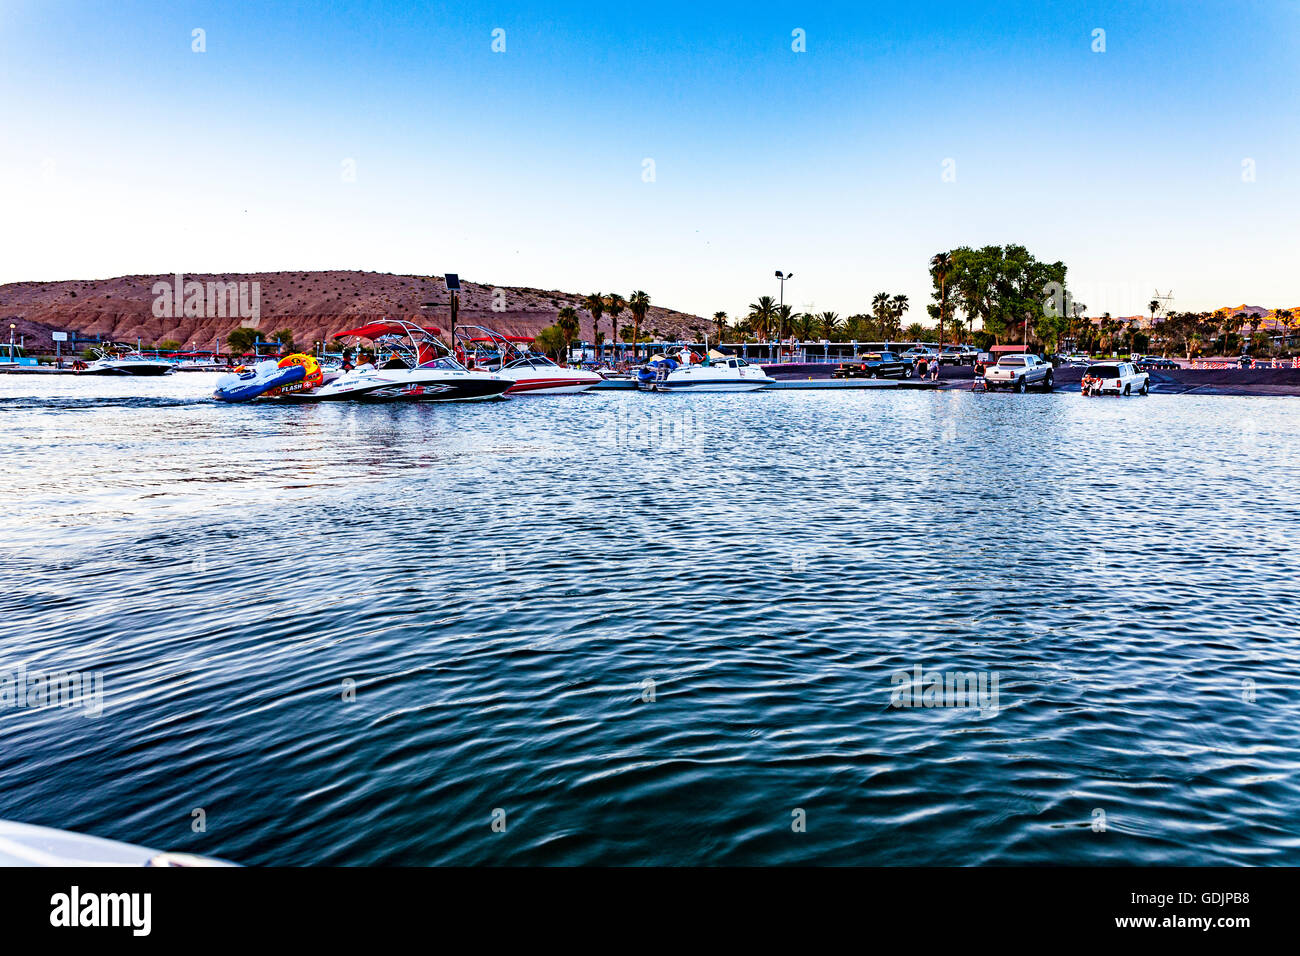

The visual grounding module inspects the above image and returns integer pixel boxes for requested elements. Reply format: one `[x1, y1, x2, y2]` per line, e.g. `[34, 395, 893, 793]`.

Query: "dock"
[589, 377, 939, 391]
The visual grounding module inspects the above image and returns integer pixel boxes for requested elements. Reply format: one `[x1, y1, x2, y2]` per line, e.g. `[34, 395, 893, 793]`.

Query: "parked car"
[940, 345, 978, 365]
[1059, 352, 1092, 367]
[1081, 362, 1149, 396]
[1133, 355, 1179, 370]
[984, 353, 1053, 392]
[833, 351, 914, 379]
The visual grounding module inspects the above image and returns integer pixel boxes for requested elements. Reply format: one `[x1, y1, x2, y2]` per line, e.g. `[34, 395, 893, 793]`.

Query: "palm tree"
[870, 293, 892, 337]
[712, 311, 729, 341]
[556, 306, 580, 365]
[792, 313, 815, 341]
[776, 304, 794, 340]
[817, 311, 841, 340]
[747, 296, 778, 343]
[930, 252, 953, 349]
[604, 293, 625, 360]
[1277, 309, 1296, 353]
[627, 290, 651, 361]
[889, 295, 909, 340]
[1099, 313, 1115, 354]
[1232, 311, 1250, 354]
[582, 293, 605, 358]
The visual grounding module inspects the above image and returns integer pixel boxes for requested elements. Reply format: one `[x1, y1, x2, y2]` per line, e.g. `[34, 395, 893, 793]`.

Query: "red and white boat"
[457, 327, 602, 395]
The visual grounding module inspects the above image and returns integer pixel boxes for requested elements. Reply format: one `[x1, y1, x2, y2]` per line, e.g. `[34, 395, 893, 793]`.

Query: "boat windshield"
[503, 355, 557, 369]
[418, 355, 466, 371]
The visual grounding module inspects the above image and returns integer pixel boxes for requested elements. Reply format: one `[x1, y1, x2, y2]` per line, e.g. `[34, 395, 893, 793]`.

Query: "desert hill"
[0, 271, 710, 352]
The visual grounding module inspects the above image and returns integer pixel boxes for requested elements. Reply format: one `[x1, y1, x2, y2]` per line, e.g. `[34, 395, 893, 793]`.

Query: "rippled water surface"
[2, 373, 1299, 865]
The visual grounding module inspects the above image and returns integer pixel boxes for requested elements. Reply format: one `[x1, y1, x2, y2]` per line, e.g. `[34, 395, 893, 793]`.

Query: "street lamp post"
[775, 270, 793, 362]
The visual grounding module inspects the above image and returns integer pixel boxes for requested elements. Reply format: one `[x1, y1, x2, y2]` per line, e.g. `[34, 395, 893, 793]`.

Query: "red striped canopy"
[333, 321, 442, 340]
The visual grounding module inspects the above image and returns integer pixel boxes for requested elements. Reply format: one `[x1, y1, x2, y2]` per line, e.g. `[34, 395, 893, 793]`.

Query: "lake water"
[2, 373, 1298, 865]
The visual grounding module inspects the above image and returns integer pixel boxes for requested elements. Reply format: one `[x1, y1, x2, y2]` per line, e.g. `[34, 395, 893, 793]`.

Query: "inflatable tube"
[214, 361, 306, 402]
[278, 353, 323, 389]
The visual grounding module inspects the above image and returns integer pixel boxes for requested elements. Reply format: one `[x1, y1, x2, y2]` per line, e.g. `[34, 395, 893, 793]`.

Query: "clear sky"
[1, 0, 1296, 320]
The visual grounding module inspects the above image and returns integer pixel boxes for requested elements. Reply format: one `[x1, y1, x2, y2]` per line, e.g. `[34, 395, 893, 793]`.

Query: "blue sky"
[1, 0, 1297, 319]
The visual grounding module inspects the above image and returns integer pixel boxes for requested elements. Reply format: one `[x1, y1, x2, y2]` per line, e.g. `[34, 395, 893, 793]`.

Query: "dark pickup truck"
[832, 351, 914, 379]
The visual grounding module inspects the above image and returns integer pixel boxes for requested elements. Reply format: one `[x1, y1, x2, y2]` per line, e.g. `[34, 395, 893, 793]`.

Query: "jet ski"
[213, 353, 323, 402]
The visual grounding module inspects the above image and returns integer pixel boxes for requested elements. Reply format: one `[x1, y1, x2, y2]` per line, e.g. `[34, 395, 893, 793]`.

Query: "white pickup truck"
[1081, 362, 1149, 396]
[984, 353, 1053, 392]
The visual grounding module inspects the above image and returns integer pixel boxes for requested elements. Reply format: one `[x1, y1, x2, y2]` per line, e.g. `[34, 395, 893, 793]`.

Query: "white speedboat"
[315, 320, 511, 402]
[84, 348, 175, 376]
[498, 354, 602, 394]
[636, 349, 774, 392]
[0, 819, 234, 866]
[457, 326, 601, 394]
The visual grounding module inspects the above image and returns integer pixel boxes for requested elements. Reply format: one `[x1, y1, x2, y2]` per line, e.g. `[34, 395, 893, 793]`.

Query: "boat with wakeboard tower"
[313, 319, 511, 402]
[455, 325, 603, 394]
[83, 346, 176, 376]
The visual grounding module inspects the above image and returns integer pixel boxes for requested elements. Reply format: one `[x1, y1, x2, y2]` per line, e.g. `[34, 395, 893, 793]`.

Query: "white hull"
[85, 359, 175, 376]
[645, 380, 771, 392]
[312, 365, 511, 402]
[0, 820, 233, 867]
[502, 371, 602, 395]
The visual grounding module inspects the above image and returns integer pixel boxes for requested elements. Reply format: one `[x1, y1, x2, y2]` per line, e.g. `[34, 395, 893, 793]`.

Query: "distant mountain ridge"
[0, 271, 709, 351]
[1089, 305, 1297, 328]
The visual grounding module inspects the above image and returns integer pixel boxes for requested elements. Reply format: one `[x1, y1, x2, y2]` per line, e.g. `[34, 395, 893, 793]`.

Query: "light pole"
[775, 270, 793, 361]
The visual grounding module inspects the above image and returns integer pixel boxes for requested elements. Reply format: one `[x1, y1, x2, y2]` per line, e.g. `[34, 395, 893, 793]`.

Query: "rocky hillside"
[0, 272, 709, 352]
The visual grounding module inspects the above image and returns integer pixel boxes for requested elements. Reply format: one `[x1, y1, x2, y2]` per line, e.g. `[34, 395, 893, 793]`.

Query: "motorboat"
[213, 354, 324, 402]
[314, 319, 511, 402]
[456, 326, 602, 394]
[636, 347, 774, 392]
[83, 347, 176, 376]
[0, 819, 234, 866]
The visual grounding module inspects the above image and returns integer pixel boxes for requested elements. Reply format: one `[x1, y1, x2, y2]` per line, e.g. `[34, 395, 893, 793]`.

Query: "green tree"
[628, 290, 651, 361]
[556, 306, 580, 362]
[776, 304, 795, 339]
[945, 244, 1070, 346]
[929, 251, 954, 347]
[226, 326, 258, 355]
[792, 312, 815, 340]
[890, 294, 909, 336]
[871, 293, 892, 336]
[534, 324, 568, 363]
[583, 293, 605, 355]
[746, 295, 778, 342]
[712, 311, 729, 341]
[603, 293, 625, 358]
[817, 311, 841, 340]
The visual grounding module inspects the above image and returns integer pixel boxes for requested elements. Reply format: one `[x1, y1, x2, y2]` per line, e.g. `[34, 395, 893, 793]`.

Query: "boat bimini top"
[332, 319, 465, 370]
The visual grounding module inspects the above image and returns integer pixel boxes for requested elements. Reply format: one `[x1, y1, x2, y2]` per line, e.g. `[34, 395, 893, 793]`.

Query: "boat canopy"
[333, 318, 455, 368]
[332, 321, 442, 340]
